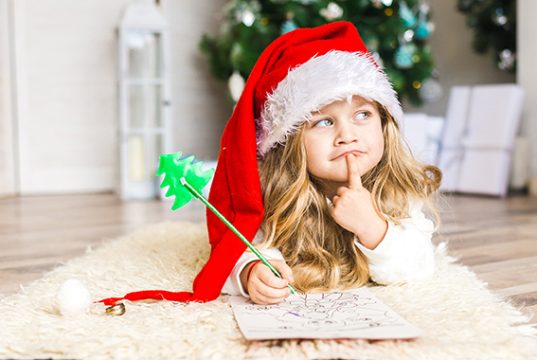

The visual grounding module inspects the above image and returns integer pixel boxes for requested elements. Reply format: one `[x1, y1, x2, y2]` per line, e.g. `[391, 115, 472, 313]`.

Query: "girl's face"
[303, 95, 384, 190]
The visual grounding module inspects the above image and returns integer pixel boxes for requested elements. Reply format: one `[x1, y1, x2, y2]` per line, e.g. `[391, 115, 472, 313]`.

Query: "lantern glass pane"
[127, 32, 161, 78]
[128, 84, 162, 128]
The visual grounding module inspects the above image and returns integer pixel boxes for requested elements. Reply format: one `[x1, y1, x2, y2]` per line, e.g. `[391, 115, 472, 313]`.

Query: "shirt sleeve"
[354, 200, 436, 285]
[221, 230, 284, 298]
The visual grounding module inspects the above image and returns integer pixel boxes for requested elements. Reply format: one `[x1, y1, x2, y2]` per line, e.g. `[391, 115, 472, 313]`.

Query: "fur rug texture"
[0, 221, 536, 360]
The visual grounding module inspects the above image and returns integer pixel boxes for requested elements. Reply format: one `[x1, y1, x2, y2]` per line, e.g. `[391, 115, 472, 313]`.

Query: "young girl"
[220, 22, 442, 305]
[97, 21, 441, 307]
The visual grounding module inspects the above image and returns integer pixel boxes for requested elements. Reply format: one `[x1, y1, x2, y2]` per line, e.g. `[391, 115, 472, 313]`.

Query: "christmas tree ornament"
[419, 78, 443, 103]
[240, 10, 255, 27]
[281, 11, 299, 34]
[399, 1, 417, 28]
[234, 1, 261, 27]
[228, 71, 246, 102]
[281, 20, 299, 34]
[415, 2, 431, 40]
[403, 29, 415, 42]
[381, 0, 394, 6]
[395, 42, 414, 69]
[491, 7, 508, 26]
[498, 49, 515, 71]
[320, 2, 344, 21]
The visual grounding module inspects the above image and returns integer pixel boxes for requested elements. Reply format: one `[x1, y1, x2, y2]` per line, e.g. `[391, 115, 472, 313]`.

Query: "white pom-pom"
[228, 71, 245, 102]
[56, 278, 92, 317]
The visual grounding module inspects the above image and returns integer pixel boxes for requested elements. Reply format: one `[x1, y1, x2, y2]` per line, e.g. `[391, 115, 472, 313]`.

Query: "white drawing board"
[229, 287, 422, 340]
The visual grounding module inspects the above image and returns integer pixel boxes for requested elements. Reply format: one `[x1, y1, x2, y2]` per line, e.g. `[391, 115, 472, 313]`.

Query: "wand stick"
[180, 177, 297, 295]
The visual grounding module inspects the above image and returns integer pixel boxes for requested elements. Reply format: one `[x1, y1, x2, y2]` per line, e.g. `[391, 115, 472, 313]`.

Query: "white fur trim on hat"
[257, 50, 403, 157]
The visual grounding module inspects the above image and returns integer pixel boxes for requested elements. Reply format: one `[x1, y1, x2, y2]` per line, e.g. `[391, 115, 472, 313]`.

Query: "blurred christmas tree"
[457, 0, 516, 73]
[200, 0, 441, 107]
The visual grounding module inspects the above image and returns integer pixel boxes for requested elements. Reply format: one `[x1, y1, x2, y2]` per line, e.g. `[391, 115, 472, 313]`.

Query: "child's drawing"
[229, 287, 422, 340]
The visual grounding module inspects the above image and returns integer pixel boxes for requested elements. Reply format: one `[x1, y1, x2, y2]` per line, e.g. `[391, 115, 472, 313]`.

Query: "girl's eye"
[354, 111, 370, 121]
[313, 119, 333, 127]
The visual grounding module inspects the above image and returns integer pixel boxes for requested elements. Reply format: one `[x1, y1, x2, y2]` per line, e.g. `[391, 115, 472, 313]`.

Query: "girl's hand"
[240, 259, 294, 305]
[330, 154, 388, 248]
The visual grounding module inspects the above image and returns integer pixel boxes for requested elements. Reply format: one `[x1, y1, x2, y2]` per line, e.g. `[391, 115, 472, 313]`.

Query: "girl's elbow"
[369, 254, 435, 285]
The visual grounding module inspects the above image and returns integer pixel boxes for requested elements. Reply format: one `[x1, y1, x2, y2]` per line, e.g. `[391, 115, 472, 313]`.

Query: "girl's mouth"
[332, 150, 365, 160]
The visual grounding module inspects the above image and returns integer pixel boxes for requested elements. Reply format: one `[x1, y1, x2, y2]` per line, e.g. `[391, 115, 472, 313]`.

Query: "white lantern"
[117, 0, 171, 199]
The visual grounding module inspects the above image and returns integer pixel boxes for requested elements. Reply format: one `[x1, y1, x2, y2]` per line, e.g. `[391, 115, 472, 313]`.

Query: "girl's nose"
[334, 123, 358, 145]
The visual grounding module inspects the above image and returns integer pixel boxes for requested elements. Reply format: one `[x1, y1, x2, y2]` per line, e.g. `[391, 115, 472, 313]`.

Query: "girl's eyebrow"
[353, 100, 375, 109]
[309, 111, 331, 119]
[309, 99, 375, 118]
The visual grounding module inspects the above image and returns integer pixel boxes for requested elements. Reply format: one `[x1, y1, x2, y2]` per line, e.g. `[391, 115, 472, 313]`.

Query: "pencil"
[180, 177, 298, 295]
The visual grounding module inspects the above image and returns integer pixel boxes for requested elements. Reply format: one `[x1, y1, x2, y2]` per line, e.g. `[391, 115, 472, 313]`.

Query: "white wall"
[10, 0, 135, 194]
[0, 0, 16, 197]
[518, 0, 537, 193]
[162, 0, 231, 161]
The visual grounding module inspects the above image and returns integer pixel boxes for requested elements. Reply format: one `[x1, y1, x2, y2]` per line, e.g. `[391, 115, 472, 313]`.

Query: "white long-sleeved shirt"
[221, 200, 436, 297]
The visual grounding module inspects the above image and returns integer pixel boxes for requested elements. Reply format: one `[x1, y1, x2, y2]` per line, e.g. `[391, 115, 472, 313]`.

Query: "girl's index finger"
[346, 154, 363, 190]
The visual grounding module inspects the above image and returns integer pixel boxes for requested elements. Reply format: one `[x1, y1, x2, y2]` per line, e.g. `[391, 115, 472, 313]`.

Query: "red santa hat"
[99, 21, 401, 306]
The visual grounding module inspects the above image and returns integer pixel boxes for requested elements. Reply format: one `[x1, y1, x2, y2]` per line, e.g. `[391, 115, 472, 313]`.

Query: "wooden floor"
[1, 193, 536, 326]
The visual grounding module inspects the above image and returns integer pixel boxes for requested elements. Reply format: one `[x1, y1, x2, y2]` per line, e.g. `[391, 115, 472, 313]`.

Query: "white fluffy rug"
[1, 221, 536, 360]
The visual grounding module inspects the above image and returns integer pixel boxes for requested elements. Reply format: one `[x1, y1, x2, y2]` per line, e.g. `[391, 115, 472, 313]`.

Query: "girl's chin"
[318, 176, 348, 187]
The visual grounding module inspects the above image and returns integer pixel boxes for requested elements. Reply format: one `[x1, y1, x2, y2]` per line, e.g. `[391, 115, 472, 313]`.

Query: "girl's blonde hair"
[257, 100, 442, 292]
